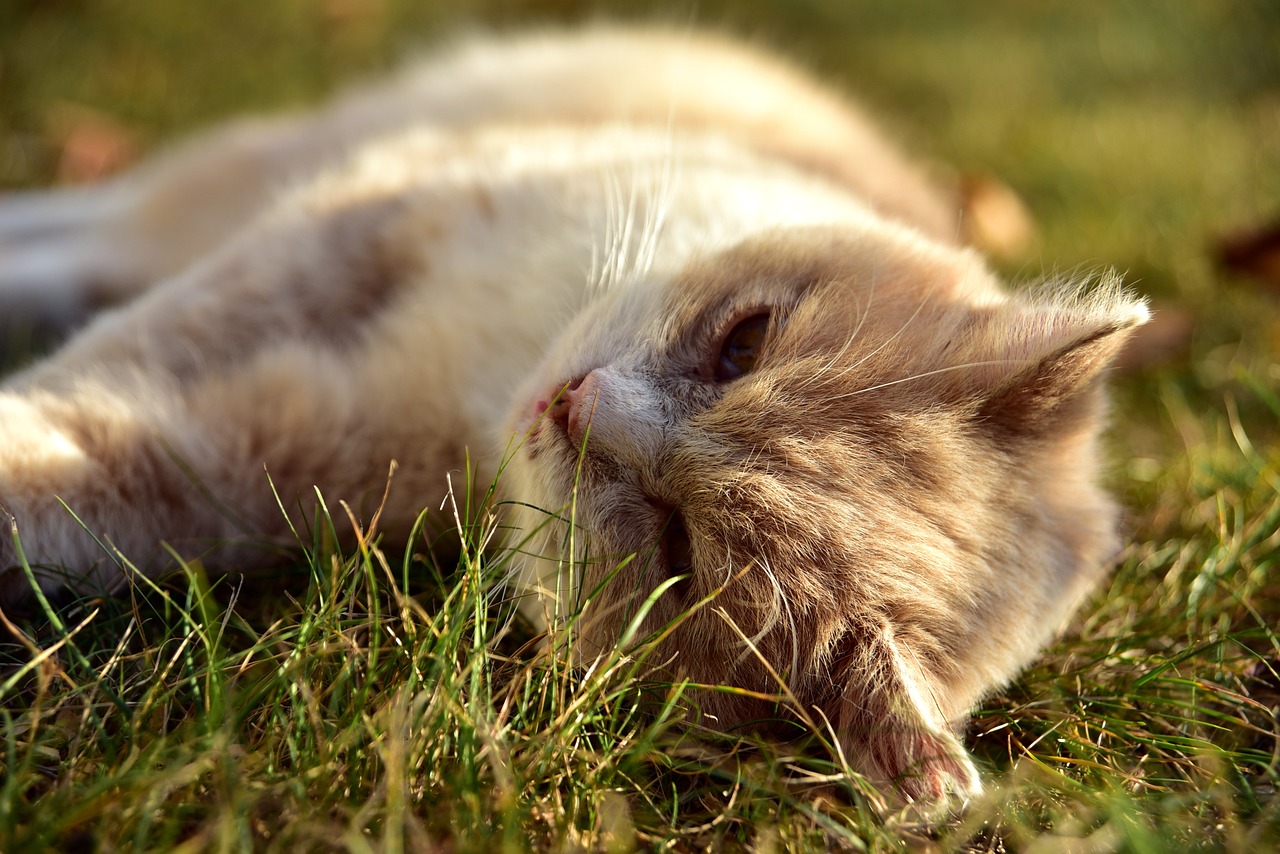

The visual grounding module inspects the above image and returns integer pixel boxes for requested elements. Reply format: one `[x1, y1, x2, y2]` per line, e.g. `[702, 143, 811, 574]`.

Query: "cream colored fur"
[0, 27, 1146, 807]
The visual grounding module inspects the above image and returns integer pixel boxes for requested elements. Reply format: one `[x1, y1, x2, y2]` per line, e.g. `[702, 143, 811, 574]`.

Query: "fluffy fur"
[0, 27, 1147, 805]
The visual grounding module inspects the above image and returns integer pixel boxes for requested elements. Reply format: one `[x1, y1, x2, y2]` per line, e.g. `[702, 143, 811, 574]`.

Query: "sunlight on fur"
[0, 27, 1148, 810]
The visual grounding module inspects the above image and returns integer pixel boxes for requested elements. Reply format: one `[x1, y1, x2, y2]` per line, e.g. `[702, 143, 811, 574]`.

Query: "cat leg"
[836, 621, 982, 809]
[0, 58, 494, 339]
[0, 181, 133, 241]
[0, 327, 422, 605]
[0, 186, 461, 604]
[0, 345, 405, 604]
[0, 115, 333, 348]
[0, 384, 234, 601]
[0, 175, 138, 345]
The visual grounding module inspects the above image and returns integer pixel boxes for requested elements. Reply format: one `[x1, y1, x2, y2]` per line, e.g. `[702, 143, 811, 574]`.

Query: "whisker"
[745, 556, 801, 681]
[829, 274, 938, 381]
[634, 133, 677, 280]
[791, 275, 879, 394]
[828, 358, 1029, 401]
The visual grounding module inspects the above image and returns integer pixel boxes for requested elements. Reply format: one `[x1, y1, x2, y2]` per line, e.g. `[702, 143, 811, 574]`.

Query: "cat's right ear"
[960, 277, 1149, 439]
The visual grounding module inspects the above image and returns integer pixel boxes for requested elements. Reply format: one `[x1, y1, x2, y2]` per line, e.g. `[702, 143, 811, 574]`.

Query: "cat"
[0, 27, 1147, 806]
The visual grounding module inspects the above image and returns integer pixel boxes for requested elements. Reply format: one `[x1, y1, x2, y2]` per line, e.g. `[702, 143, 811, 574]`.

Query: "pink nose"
[543, 370, 600, 443]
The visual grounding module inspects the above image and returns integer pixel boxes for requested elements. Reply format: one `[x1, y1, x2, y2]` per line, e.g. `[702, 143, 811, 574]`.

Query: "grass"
[1, 0, 1279, 850]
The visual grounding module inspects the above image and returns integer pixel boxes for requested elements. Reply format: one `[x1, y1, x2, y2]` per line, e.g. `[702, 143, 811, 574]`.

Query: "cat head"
[502, 224, 1147, 804]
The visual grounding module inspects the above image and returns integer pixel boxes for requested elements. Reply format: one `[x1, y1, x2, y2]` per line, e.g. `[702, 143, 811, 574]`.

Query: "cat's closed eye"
[715, 312, 772, 381]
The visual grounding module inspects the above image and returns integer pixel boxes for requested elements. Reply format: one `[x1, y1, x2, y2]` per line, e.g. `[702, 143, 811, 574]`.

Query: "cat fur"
[0, 27, 1148, 806]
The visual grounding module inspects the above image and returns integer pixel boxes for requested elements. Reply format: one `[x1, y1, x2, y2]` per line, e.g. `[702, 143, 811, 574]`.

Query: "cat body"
[0, 28, 1146, 804]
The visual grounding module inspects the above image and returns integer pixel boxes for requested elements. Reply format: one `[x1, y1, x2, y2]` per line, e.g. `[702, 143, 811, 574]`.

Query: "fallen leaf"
[1217, 220, 1280, 290]
[1114, 303, 1194, 374]
[959, 174, 1036, 260]
[51, 105, 139, 184]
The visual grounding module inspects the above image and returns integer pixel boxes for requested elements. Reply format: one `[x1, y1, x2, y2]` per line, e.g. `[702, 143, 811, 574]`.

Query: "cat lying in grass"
[0, 27, 1147, 806]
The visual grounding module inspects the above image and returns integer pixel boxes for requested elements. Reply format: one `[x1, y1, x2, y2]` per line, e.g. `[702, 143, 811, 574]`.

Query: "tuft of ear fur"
[836, 621, 982, 809]
[966, 274, 1149, 438]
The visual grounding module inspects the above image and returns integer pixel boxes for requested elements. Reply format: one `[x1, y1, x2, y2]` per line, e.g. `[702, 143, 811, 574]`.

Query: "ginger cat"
[0, 28, 1147, 805]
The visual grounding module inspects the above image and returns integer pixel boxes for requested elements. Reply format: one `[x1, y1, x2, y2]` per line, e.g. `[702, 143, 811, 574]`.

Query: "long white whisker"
[592, 167, 624, 294]
[727, 555, 800, 680]
[604, 167, 624, 293]
[792, 276, 877, 394]
[828, 359, 1028, 401]
[615, 164, 641, 287]
[832, 277, 936, 380]
[634, 117, 678, 279]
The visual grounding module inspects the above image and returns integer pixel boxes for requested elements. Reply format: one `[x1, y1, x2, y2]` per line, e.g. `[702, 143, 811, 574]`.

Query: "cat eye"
[715, 312, 771, 381]
[663, 512, 694, 575]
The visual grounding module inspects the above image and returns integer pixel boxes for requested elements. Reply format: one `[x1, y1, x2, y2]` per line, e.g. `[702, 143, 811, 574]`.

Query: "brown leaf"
[1113, 303, 1194, 374]
[1217, 220, 1280, 290]
[51, 105, 139, 184]
[959, 174, 1037, 260]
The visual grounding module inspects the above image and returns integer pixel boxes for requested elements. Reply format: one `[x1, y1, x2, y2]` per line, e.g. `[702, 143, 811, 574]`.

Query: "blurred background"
[0, 0, 1278, 511]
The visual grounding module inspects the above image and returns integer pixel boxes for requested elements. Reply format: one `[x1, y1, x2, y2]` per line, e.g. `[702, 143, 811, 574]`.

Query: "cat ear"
[834, 621, 982, 808]
[965, 277, 1149, 437]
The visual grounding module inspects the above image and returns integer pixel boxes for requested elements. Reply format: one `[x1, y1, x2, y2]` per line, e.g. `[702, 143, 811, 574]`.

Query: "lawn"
[1, 0, 1278, 850]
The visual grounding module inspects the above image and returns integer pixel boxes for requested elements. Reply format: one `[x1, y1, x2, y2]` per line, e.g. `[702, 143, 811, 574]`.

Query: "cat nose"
[540, 367, 666, 464]
[544, 371, 599, 444]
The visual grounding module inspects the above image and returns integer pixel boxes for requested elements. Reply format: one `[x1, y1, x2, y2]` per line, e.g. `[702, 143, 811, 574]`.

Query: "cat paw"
[881, 733, 983, 811]
[835, 621, 984, 814]
[0, 186, 133, 350]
